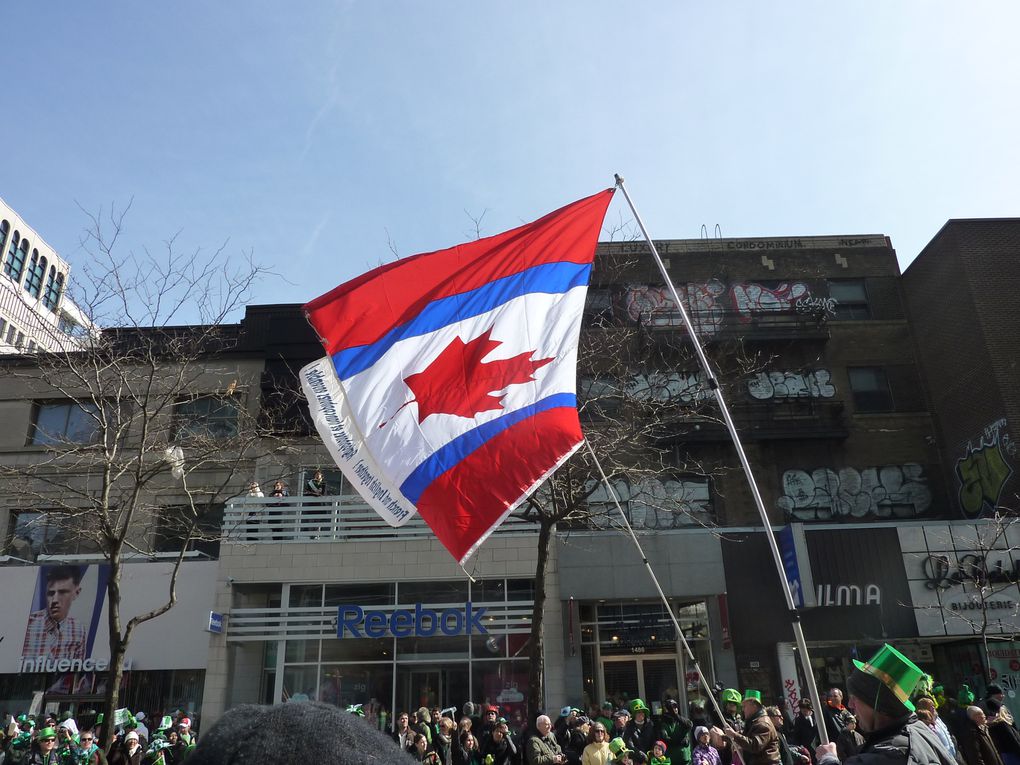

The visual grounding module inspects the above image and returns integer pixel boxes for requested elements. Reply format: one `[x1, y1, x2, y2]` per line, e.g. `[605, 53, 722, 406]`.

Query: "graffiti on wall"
[777, 464, 933, 521]
[746, 370, 835, 400]
[730, 282, 809, 321]
[622, 280, 836, 334]
[624, 280, 727, 335]
[956, 418, 1016, 518]
[585, 476, 711, 529]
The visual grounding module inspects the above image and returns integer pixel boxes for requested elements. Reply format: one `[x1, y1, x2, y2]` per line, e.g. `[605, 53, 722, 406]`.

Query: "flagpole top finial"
[614, 173, 624, 186]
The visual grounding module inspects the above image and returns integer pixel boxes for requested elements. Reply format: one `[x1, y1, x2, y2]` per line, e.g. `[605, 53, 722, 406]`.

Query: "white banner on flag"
[300, 358, 418, 527]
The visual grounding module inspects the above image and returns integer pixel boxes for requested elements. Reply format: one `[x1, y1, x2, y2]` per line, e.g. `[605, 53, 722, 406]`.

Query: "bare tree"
[515, 240, 770, 715]
[0, 204, 281, 744]
[910, 509, 1020, 676]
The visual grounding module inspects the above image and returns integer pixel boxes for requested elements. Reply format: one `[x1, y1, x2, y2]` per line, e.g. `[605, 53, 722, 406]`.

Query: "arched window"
[4, 231, 25, 282]
[43, 266, 63, 310]
[0, 221, 9, 258]
[24, 251, 46, 298]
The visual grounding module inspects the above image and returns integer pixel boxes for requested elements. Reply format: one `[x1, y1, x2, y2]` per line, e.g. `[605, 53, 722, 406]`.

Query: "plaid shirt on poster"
[21, 610, 87, 659]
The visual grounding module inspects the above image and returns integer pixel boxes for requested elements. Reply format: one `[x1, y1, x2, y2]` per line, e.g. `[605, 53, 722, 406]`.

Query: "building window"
[173, 395, 240, 440]
[0, 220, 8, 258]
[43, 266, 63, 311]
[24, 252, 46, 298]
[30, 401, 102, 446]
[4, 231, 25, 282]
[828, 279, 870, 320]
[15, 331, 24, 349]
[847, 367, 894, 413]
[5, 323, 17, 344]
[58, 312, 82, 337]
[154, 504, 223, 558]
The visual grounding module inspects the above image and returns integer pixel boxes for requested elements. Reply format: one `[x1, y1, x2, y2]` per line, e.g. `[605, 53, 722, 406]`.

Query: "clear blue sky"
[3, 2, 1018, 315]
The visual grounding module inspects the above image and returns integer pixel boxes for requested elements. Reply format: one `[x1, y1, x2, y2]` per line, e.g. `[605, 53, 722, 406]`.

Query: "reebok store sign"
[337, 602, 488, 638]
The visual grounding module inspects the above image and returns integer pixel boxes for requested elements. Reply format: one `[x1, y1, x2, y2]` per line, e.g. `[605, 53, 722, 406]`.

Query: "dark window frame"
[172, 394, 241, 441]
[4, 231, 25, 282]
[847, 366, 895, 413]
[29, 400, 103, 446]
[827, 278, 871, 320]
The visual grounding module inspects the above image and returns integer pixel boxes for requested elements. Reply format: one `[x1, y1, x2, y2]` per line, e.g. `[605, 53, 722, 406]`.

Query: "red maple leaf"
[403, 328, 554, 422]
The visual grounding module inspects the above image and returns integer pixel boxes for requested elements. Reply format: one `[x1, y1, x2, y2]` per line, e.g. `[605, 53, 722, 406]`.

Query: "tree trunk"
[527, 518, 554, 719]
[103, 558, 126, 750]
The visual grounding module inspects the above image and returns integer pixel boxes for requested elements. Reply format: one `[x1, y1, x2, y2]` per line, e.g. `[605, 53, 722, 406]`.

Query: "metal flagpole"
[584, 440, 730, 727]
[612, 173, 829, 744]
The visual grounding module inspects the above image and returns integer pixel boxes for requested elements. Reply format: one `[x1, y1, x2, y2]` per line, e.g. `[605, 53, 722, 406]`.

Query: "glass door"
[601, 656, 680, 711]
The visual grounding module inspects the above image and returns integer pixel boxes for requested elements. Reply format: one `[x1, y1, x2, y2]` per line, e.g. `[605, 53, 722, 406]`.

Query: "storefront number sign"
[336, 602, 488, 638]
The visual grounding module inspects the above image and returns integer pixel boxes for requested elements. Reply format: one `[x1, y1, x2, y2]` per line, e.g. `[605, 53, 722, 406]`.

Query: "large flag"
[300, 189, 614, 562]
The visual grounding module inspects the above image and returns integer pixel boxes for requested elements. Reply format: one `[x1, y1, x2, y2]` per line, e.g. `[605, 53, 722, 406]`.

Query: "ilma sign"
[337, 603, 489, 638]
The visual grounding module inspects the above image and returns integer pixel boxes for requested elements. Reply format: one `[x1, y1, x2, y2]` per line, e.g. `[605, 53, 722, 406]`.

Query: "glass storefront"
[269, 578, 534, 729]
[579, 600, 714, 713]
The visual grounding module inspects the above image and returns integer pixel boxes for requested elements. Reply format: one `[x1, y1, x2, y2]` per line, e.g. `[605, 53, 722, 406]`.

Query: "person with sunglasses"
[28, 726, 60, 765]
[75, 730, 103, 765]
[583, 724, 612, 765]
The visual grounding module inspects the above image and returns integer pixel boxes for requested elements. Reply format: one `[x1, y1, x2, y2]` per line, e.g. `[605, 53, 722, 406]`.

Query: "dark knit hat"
[987, 684, 1004, 697]
[187, 702, 416, 765]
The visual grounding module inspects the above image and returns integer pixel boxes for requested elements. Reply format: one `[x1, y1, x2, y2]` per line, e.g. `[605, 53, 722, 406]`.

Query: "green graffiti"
[957, 440, 1013, 518]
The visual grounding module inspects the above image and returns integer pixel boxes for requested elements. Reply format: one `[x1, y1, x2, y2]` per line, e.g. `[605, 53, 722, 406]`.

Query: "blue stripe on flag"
[400, 393, 577, 503]
[331, 261, 592, 381]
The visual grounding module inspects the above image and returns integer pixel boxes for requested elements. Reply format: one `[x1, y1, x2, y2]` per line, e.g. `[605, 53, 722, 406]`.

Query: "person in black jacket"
[482, 723, 519, 765]
[624, 701, 656, 757]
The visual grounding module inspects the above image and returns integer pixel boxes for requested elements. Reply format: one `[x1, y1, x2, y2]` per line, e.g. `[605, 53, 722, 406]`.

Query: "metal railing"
[221, 495, 540, 544]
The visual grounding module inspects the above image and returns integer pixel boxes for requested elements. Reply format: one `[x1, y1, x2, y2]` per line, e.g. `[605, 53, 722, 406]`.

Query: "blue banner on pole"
[778, 525, 804, 608]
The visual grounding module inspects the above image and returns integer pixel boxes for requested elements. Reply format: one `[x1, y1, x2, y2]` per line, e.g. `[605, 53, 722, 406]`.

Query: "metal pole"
[585, 440, 728, 727]
[612, 173, 828, 743]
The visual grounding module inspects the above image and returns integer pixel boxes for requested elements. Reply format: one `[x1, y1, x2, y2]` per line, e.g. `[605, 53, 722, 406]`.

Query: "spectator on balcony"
[269, 480, 289, 541]
[304, 469, 332, 539]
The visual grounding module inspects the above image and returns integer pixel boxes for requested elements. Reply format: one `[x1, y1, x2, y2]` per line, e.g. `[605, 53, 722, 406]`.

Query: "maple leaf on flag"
[403, 328, 554, 423]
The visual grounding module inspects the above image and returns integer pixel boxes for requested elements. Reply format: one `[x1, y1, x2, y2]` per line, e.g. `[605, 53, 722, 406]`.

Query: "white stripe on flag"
[338, 287, 587, 487]
[300, 358, 417, 527]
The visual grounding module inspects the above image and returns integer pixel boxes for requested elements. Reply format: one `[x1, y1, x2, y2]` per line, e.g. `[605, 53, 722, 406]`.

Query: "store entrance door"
[396, 664, 468, 713]
[601, 656, 681, 711]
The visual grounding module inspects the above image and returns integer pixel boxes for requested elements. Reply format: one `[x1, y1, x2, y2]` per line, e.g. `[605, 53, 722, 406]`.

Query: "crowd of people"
[378, 645, 1020, 765]
[7, 643, 1020, 765]
[0, 709, 197, 765]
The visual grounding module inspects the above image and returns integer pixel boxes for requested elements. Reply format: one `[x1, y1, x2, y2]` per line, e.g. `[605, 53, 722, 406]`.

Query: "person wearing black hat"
[814, 645, 955, 765]
[659, 699, 694, 765]
[981, 685, 1020, 765]
[790, 699, 818, 751]
[185, 701, 416, 765]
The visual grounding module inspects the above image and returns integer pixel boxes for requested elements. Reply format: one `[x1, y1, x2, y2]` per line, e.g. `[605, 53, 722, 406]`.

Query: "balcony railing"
[222, 496, 540, 544]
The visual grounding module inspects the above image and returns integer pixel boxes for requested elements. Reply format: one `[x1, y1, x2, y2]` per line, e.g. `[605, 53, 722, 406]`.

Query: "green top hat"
[609, 738, 631, 756]
[628, 699, 649, 714]
[852, 643, 924, 712]
[743, 690, 763, 704]
[958, 684, 975, 705]
[37, 727, 57, 740]
[721, 688, 742, 704]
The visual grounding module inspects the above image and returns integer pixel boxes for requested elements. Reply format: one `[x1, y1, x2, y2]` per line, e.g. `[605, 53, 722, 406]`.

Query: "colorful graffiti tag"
[777, 464, 932, 520]
[731, 282, 809, 321]
[956, 418, 1016, 518]
[622, 280, 834, 334]
[746, 370, 835, 400]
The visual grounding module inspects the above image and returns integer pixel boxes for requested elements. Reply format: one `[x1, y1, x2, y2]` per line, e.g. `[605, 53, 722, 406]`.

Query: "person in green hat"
[713, 689, 743, 765]
[33, 725, 61, 764]
[608, 737, 632, 765]
[814, 644, 955, 765]
[624, 700, 655, 756]
[721, 690, 779, 765]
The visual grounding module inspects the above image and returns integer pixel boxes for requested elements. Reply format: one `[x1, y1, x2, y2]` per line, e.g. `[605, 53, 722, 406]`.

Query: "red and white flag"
[300, 189, 614, 562]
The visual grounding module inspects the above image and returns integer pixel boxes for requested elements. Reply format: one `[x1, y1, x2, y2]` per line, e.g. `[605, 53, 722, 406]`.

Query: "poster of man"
[21, 565, 107, 662]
